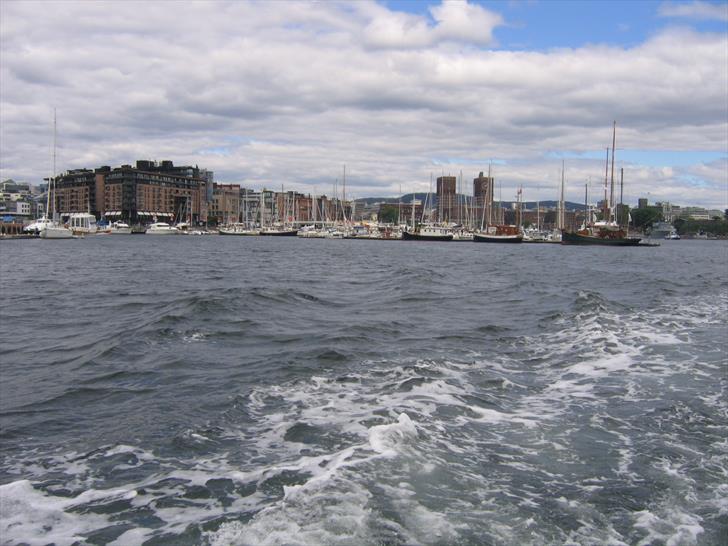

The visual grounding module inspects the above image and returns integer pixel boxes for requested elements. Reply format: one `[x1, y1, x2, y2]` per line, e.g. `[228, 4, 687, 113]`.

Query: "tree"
[673, 217, 686, 234]
[378, 204, 399, 224]
[631, 207, 662, 231]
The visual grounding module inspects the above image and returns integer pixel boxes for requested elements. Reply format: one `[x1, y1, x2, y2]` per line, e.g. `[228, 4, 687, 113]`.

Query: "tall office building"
[473, 172, 495, 227]
[436, 175, 457, 223]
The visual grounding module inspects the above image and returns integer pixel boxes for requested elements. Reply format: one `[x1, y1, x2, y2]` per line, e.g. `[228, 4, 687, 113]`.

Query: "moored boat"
[67, 212, 98, 236]
[402, 223, 453, 241]
[474, 224, 523, 243]
[146, 222, 178, 235]
[451, 230, 474, 242]
[259, 226, 298, 236]
[39, 224, 74, 239]
[219, 223, 259, 236]
[23, 217, 53, 235]
[561, 122, 641, 247]
[561, 224, 641, 246]
[109, 221, 132, 234]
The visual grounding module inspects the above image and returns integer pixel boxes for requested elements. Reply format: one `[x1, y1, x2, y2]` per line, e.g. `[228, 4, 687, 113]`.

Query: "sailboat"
[561, 122, 641, 246]
[259, 190, 298, 236]
[402, 176, 453, 241]
[39, 111, 73, 239]
[473, 169, 522, 243]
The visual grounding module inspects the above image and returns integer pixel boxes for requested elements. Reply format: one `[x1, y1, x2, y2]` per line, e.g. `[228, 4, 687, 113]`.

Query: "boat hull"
[259, 229, 298, 236]
[561, 232, 641, 246]
[39, 226, 74, 239]
[219, 229, 259, 236]
[473, 234, 523, 243]
[402, 231, 453, 241]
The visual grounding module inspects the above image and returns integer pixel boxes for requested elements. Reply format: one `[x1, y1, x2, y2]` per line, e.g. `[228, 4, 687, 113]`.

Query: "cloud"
[658, 1, 728, 22]
[0, 1, 726, 209]
[362, 0, 503, 49]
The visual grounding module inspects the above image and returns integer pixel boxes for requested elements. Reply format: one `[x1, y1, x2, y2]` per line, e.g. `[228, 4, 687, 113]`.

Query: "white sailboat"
[40, 110, 73, 239]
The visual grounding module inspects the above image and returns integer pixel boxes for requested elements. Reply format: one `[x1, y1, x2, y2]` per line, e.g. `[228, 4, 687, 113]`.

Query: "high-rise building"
[473, 172, 495, 227]
[436, 176, 457, 222]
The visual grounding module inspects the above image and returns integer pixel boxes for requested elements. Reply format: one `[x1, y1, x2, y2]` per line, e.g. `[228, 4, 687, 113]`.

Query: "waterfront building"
[1, 180, 32, 201]
[53, 160, 211, 225]
[0, 180, 37, 223]
[209, 184, 241, 225]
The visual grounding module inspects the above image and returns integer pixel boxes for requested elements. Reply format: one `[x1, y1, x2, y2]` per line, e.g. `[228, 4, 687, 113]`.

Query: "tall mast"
[603, 147, 609, 220]
[398, 183, 401, 226]
[610, 121, 616, 222]
[52, 108, 57, 219]
[560, 160, 565, 231]
[487, 162, 492, 226]
[411, 187, 415, 227]
[619, 167, 624, 230]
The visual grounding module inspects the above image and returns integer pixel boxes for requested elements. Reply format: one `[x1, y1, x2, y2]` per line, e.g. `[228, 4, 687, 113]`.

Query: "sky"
[1, 0, 727, 209]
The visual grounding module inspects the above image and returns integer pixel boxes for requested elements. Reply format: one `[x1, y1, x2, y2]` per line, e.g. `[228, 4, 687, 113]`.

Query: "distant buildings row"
[1, 161, 724, 227]
[1, 161, 352, 226]
[636, 198, 724, 222]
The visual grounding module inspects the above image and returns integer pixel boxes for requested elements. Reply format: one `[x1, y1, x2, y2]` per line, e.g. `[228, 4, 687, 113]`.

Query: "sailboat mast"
[398, 183, 401, 226]
[559, 161, 565, 230]
[52, 108, 57, 220]
[411, 187, 415, 227]
[610, 121, 616, 222]
[604, 147, 609, 220]
[619, 167, 624, 230]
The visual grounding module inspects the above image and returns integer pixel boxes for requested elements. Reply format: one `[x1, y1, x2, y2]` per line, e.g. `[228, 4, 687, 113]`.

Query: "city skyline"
[1, 0, 726, 209]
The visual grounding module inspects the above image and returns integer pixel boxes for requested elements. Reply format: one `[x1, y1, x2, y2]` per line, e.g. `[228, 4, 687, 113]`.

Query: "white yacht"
[68, 213, 98, 235]
[219, 223, 259, 236]
[24, 217, 54, 234]
[297, 225, 326, 238]
[109, 221, 132, 234]
[146, 222, 178, 235]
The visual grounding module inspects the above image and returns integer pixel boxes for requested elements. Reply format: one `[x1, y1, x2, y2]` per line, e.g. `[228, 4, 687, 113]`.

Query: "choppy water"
[1, 236, 726, 546]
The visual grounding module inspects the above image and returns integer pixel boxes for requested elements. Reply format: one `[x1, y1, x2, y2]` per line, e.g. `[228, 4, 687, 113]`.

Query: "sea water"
[0, 237, 726, 545]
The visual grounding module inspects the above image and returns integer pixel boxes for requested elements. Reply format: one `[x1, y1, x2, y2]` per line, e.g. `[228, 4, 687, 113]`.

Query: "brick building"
[53, 160, 211, 224]
[436, 176, 457, 223]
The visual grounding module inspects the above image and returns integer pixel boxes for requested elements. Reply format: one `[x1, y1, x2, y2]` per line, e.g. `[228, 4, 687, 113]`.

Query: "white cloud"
[0, 1, 726, 209]
[658, 1, 728, 22]
[362, 0, 503, 49]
